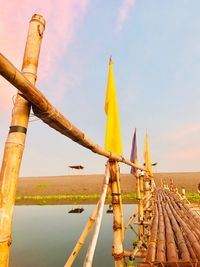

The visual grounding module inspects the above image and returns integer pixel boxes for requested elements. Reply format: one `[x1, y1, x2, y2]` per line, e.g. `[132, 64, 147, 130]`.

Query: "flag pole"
[0, 14, 45, 267]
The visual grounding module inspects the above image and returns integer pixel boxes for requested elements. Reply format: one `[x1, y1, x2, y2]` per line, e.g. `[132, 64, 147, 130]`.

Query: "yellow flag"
[104, 57, 122, 155]
[144, 130, 153, 177]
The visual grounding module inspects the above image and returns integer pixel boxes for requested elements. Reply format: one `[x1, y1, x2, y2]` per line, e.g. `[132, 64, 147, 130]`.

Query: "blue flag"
[130, 129, 137, 176]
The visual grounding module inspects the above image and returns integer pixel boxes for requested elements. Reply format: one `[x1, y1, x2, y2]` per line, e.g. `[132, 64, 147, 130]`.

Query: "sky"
[1, 0, 200, 176]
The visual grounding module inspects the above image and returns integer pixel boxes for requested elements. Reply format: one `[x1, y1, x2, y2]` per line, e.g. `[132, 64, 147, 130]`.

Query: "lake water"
[10, 204, 138, 267]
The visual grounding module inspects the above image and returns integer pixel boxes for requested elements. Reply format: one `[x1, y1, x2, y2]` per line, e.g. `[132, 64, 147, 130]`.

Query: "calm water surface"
[10, 205, 137, 267]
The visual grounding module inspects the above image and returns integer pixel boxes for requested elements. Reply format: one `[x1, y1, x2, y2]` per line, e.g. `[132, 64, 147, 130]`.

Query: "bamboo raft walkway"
[0, 13, 200, 267]
[140, 187, 200, 266]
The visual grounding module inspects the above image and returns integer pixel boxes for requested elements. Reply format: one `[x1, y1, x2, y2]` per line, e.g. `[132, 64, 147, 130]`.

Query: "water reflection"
[10, 205, 137, 267]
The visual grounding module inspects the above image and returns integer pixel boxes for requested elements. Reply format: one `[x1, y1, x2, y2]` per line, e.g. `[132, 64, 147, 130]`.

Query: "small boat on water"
[68, 207, 84, 213]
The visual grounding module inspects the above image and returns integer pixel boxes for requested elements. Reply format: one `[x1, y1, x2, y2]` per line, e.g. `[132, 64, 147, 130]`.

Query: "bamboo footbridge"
[0, 14, 200, 267]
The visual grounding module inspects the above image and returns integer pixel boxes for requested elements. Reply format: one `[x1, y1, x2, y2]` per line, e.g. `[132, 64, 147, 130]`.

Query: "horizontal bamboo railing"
[0, 53, 147, 172]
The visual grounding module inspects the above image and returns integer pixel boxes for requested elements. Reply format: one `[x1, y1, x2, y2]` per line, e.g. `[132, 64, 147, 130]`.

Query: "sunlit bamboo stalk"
[156, 193, 166, 262]
[83, 163, 110, 267]
[110, 161, 125, 267]
[162, 199, 178, 262]
[0, 14, 45, 267]
[138, 173, 144, 239]
[145, 204, 158, 262]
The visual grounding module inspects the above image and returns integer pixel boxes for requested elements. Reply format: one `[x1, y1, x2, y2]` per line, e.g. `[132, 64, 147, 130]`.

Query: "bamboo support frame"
[0, 14, 45, 267]
[109, 161, 125, 267]
[125, 194, 152, 231]
[131, 240, 144, 259]
[124, 250, 146, 258]
[125, 209, 138, 229]
[83, 163, 110, 267]
[0, 53, 147, 174]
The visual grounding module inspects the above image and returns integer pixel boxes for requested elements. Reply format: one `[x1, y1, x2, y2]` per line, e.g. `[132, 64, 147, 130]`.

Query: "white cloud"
[116, 0, 136, 32]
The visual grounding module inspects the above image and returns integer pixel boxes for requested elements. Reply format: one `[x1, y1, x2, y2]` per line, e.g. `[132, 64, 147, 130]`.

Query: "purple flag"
[130, 129, 137, 176]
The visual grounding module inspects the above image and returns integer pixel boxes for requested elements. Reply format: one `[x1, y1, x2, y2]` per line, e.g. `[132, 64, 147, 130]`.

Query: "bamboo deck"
[142, 188, 200, 266]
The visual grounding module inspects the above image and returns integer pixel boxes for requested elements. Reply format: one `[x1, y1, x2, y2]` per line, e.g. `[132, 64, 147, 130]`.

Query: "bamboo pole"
[109, 161, 125, 267]
[0, 14, 45, 267]
[182, 230, 198, 261]
[167, 195, 200, 259]
[156, 194, 166, 262]
[138, 173, 144, 239]
[124, 250, 146, 258]
[162, 201, 178, 261]
[166, 191, 200, 240]
[125, 194, 152, 231]
[143, 178, 151, 209]
[145, 204, 158, 262]
[143, 177, 153, 244]
[0, 52, 148, 173]
[116, 167, 124, 241]
[165, 203, 190, 261]
[160, 188, 200, 260]
[83, 163, 110, 267]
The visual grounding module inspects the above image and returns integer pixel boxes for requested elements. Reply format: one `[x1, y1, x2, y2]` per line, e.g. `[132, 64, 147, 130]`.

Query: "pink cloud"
[166, 147, 200, 160]
[116, 0, 136, 32]
[0, 0, 89, 113]
[162, 123, 200, 141]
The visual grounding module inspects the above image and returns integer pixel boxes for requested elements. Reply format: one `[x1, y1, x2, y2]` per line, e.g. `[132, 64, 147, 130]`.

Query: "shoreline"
[15, 193, 137, 205]
[15, 192, 199, 206]
[15, 172, 200, 205]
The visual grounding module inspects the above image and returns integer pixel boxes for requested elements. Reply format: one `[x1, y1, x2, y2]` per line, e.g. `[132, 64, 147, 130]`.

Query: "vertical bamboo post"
[138, 172, 144, 239]
[0, 14, 45, 267]
[109, 160, 125, 267]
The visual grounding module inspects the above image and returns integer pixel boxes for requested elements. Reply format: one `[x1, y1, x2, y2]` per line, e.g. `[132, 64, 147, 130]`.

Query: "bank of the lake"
[15, 172, 200, 205]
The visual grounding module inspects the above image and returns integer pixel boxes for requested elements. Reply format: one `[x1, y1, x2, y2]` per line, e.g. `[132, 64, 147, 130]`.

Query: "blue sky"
[1, 0, 200, 176]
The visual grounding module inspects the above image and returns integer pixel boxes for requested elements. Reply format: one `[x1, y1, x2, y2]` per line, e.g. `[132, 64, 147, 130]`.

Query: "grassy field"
[15, 191, 199, 205]
[15, 172, 200, 205]
[15, 193, 138, 205]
